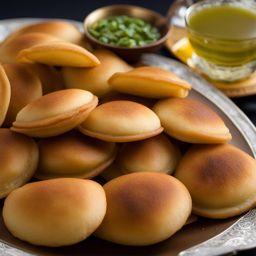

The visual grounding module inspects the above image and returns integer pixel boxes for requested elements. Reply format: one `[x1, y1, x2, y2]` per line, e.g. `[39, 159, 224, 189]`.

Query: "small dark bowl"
[83, 5, 170, 62]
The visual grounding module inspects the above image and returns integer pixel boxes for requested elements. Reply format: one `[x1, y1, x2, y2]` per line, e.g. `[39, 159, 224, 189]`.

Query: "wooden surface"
[210, 74, 256, 98]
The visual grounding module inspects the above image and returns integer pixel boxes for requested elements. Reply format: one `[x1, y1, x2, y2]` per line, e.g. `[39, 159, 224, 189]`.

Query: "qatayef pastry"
[0, 65, 11, 126]
[3, 63, 42, 127]
[3, 178, 106, 247]
[108, 66, 191, 98]
[62, 49, 132, 97]
[101, 134, 180, 181]
[94, 172, 192, 246]
[0, 128, 38, 199]
[35, 131, 117, 180]
[175, 144, 256, 219]
[153, 98, 232, 143]
[0, 32, 58, 63]
[117, 134, 181, 175]
[17, 41, 100, 67]
[3, 21, 82, 44]
[79, 100, 163, 142]
[12, 89, 98, 137]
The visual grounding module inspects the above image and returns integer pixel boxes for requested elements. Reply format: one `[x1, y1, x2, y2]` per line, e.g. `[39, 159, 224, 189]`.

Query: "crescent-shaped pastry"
[94, 172, 192, 245]
[3, 21, 82, 44]
[0, 128, 38, 199]
[117, 134, 181, 174]
[109, 66, 191, 98]
[3, 178, 106, 247]
[35, 131, 117, 180]
[17, 41, 100, 67]
[62, 49, 132, 97]
[0, 32, 58, 63]
[153, 98, 232, 143]
[101, 134, 180, 180]
[79, 100, 163, 142]
[11, 89, 98, 137]
[3, 63, 42, 127]
[174, 144, 256, 219]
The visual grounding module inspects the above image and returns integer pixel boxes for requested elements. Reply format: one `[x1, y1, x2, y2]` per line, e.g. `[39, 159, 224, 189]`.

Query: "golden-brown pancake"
[0, 65, 11, 126]
[153, 98, 232, 143]
[0, 32, 58, 63]
[109, 66, 191, 98]
[175, 144, 256, 219]
[17, 41, 100, 67]
[0, 128, 38, 198]
[117, 134, 181, 174]
[3, 178, 106, 247]
[35, 131, 117, 180]
[101, 135, 181, 181]
[3, 21, 82, 44]
[62, 49, 132, 97]
[79, 100, 163, 142]
[3, 63, 42, 127]
[11, 89, 98, 137]
[94, 172, 192, 245]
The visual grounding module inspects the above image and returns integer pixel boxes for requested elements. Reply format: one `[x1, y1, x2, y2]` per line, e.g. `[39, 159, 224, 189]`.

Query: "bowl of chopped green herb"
[84, 5, 170, 62]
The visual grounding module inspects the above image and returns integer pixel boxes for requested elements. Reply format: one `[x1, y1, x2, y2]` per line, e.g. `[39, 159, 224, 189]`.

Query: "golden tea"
[185, 0, 256, 81]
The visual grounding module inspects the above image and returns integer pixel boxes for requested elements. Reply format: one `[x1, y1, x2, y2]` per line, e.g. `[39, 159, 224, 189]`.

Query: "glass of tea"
[185, 0, 256, 82]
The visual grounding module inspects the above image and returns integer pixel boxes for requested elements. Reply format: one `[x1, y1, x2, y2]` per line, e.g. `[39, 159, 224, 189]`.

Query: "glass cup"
[185, 0, 256, 82]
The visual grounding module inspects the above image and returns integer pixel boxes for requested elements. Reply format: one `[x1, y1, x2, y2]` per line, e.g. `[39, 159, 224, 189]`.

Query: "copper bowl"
[83, 5, 170, 62]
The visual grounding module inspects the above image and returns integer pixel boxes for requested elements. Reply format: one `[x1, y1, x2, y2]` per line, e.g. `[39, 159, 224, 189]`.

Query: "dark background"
[0, 0, 172, 20]
[0, 1, 256, 255]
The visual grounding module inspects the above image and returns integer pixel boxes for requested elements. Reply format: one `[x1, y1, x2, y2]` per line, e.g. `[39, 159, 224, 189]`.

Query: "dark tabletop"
[0, 0, 256, 255]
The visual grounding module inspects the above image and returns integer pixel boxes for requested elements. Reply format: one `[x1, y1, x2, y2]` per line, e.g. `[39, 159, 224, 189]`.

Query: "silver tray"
[0, 18, 256, 256]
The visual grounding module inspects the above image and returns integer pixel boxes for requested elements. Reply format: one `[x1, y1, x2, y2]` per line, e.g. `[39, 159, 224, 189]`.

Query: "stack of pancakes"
[0, 20, 255, 248]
